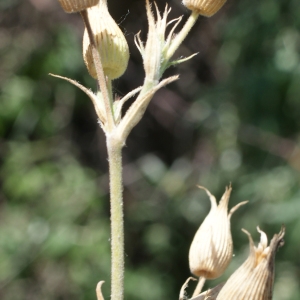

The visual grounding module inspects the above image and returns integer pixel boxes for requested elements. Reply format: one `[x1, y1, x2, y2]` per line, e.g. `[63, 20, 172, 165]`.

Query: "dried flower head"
[216, 226, 285, 300]
[189, 185, 248, 279]
[83, 0, 129, 79]
[135, 0, 172, 83]
[135, 0, 197, 83]
[57, 0, 99, 13]
[182, 0, 227, 17]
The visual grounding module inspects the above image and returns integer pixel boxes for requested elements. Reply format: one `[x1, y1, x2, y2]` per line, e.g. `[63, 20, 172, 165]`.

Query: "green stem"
[107, 135, 124, 300]
[166, 11, 199, 60]
[107, 79, 114, 116]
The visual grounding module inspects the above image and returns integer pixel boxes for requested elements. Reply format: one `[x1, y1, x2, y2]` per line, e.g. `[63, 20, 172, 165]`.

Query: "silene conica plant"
[53, 0, 286, 299]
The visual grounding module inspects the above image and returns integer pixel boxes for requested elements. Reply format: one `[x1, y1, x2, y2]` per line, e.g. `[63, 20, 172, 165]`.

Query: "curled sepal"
[57, 0, 99, 13]
[113, 86, 142, 124]
[216, 226, 286, 300]
[96, 281, 105, 300]
[189, 185, 248, 279]
[179, 277, 197, 300]
[166, 53, 198, 68]
[190, 282, 225, 300]
[49, 73, 107, 131]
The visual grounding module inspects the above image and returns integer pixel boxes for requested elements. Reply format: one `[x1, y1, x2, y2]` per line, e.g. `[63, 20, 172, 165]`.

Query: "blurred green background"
[0, 0, 299, 299]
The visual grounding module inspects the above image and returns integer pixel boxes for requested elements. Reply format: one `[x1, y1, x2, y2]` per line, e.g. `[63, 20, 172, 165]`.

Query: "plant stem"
[192, 277, 206, 298]
[107, 135, 124, 300]
[80, 10, 115, 132]
[166, 11, 199, 60]
[81, 9, 125, 300]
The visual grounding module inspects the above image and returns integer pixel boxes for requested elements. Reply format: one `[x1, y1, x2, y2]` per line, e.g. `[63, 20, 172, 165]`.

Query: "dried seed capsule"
[57, 0, 99, 13]
[182, 0, 227, 17]
[216, 226, 285, 300]
[189, 185, 247, 279]
[82, 0, 129, 80]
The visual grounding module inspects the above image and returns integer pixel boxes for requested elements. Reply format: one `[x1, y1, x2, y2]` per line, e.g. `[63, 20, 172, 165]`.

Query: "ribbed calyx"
[189, 185, 248, 279]
[216, 226, 285, 299]
[57, 0, 99, 13]
[83, 0, 129, 79]
[182, 0, 227, 17]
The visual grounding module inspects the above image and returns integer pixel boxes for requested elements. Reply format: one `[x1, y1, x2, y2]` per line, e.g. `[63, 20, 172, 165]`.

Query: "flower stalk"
[107, 135, 124, 300]
[80, 9, 115, 132]
[165, 10, 199, 61]
[192, 277, 206, 298]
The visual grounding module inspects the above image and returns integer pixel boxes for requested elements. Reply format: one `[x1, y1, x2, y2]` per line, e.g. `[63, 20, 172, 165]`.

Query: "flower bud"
[182, 0, 227, 17]
[82, 0, 129, 80]
[57, 0, 99, 13]
[216, 226, 285, 300]
[189, 185, 248, 279]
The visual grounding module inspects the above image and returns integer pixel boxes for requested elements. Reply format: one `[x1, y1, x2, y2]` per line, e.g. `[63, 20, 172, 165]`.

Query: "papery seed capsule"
[216, 226, 285, 300]
[58, 0, 99, 13]
[182, 0, 227, 17]
[82, 0, 129, 80]
[189, 185, 247, 279]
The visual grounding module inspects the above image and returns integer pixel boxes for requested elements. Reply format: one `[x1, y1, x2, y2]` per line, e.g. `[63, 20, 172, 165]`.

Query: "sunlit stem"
[107, 135, 124, 300]
[81, 10, 124, 300]
[166, 11, 199, 60]
[80, 10, 115, 132]
[192, 277, 206, 297]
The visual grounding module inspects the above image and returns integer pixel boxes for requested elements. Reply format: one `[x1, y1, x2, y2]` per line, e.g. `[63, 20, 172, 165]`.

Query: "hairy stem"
[107, 135, 124, 300]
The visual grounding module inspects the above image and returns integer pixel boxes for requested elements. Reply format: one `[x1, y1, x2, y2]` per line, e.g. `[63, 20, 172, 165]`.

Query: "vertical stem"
[107, 79, 114, 114]
[82, 9, 124, 300]
[80, 10, 115, 132]
[107, 135, 124, 300]
[192, 277, 206, 298]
